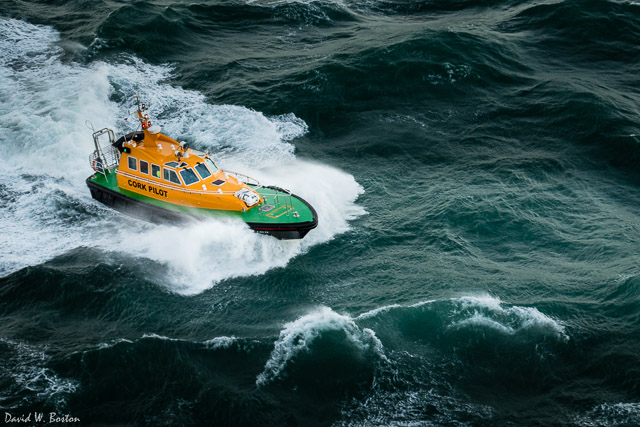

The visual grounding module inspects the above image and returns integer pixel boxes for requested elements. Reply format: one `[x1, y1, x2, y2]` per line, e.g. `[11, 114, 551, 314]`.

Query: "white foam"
[339, 388, 494, 425]
[355, 299, 435, 320]
[95, 338, 134, 350]
[203, 336, 238, 350]
[356, 304, 403, 320]
[0, 19, 122, 273]
[237, 159, 366, 244]
[83, 335, 246, 354]
[0, 338, 78, 408]
[103, 60, 304, 166]
[203, 335, 260, 352]
[256, 306, 386, 386]
[510, 305, 567, 337]
[449, 294, 569, 341]
[110, 218, 299, 294]
[362, 328, 386, 361]
[0, 18, 364, 293]
[452, 312, 516, 335]
[141, 333, 182, 341]
[578, 402, 640, 426]
[408, 299, 437, 308]
[455, 294, 505, 311]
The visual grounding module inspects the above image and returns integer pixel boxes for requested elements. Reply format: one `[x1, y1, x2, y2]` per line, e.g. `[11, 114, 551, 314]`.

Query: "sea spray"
[0, 18, 364, 292]
[2, 0, 639, 423]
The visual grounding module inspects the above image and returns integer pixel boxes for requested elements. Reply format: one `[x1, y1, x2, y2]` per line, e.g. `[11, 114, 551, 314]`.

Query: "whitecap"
[140, 333, 182, 341]
[96, 338, 134, 350]
[356, 304, 403, 320]
[256, 307, 386, 386]
[451, 312, 516, 335]
[449, 294, 569, 341]
[203, 336, 238, 350]
[408, 299, 437, 308]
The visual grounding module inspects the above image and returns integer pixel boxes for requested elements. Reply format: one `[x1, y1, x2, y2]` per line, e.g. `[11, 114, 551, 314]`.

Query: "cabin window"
[163, 168, 181, 185]
[180, 168, 200, 186]
[205, 158, 218, 173]
[140, 160, 149, 174]
[194, 162, 212, 180]
[151, 164, 161, 179]
[164, 161, 179, 168]
[128, 156, 137, 171]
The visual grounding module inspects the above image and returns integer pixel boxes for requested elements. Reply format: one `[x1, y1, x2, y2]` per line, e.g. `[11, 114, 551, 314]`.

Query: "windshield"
[179, 168, 200, 186]
[195, 162, 212, 179]
[205, 158, 218, 173]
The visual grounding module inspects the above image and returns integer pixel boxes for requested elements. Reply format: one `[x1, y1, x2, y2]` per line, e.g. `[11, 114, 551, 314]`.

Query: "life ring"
[91, 156, 104, 172]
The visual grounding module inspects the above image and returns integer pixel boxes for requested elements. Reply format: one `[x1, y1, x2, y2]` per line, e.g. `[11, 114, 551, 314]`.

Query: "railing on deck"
[89, 128, 120, 175]
[222, 170, 260, 187]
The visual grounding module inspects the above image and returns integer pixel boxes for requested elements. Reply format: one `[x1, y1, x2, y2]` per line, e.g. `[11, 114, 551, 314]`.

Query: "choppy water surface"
[1, 0, 639, 425]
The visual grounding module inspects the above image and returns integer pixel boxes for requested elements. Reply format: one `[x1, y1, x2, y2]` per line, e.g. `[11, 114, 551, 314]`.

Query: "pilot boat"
[86, 101, 317, 239]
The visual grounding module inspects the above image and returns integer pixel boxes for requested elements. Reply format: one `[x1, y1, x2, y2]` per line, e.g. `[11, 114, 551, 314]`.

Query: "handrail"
[221, 169, 260, 187]
[90, 127, 120, 176]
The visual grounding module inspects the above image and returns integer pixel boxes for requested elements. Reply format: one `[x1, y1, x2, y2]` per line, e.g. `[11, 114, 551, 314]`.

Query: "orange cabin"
[115, 127, 262, 212]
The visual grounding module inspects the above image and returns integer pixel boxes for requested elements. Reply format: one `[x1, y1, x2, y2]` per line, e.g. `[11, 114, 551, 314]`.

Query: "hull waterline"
[86, 177, 318, 240]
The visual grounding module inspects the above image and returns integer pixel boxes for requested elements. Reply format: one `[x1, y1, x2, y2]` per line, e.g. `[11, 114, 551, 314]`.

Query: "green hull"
[87, 168, 318, 239]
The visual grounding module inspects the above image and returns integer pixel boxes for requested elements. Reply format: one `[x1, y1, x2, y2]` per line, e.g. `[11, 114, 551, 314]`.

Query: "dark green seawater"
[1, 0, 640, 425]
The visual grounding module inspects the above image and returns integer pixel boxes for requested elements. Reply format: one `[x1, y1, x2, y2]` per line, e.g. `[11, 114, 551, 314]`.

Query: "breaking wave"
[449, 295, 569, 340]
[356, 294, 569, 342]
[257, 306, 385, 386]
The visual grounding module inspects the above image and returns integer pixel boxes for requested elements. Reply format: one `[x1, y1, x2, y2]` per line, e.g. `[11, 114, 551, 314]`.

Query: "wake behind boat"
[86, 100, 318, 239]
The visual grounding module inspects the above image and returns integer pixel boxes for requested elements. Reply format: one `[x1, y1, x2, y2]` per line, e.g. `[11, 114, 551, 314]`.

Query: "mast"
[135, 95, 151, 130]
